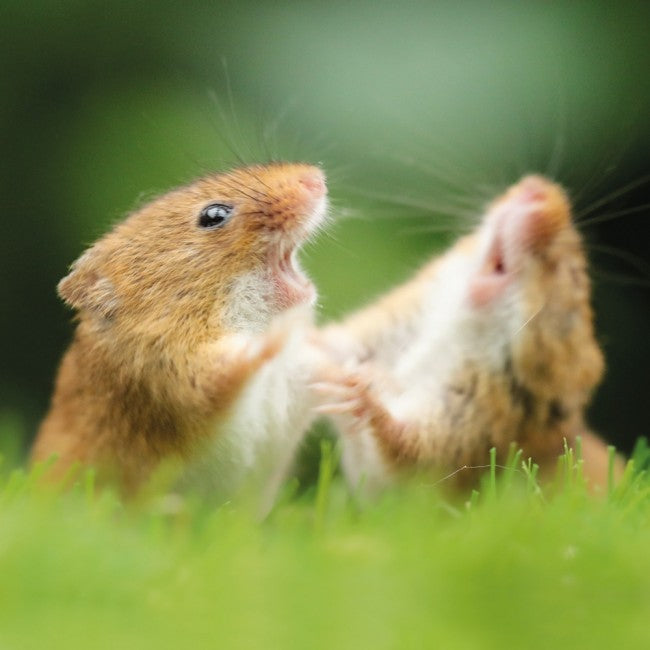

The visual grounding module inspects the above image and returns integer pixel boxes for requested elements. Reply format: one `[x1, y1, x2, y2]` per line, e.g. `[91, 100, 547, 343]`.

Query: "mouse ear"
[57, 247, 118, 318]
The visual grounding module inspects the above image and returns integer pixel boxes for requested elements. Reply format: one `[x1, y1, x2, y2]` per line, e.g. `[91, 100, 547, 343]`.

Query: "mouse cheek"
[468, 274, 510, 307]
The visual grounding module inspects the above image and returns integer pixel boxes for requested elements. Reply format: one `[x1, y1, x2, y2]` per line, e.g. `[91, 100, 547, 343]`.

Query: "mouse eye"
[198, 203, 233, 229]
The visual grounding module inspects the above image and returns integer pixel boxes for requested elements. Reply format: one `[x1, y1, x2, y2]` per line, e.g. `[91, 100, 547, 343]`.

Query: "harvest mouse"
[314, 175, 622, 496]
[32, 162, 328, 510]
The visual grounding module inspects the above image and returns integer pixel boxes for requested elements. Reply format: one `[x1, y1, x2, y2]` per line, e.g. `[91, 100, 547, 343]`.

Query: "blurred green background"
[1, 0, 649, 456]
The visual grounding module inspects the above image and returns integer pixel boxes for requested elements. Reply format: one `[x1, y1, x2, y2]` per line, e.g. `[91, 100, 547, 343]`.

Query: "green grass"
[2, 427, 650, 650]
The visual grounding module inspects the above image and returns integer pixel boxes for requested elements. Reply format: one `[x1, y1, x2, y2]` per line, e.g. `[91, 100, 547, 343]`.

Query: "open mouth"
[266, 188, 327, 310]
[483, 233, 507, 276]
[281, 245, 314, 295]
[272, 195, 328, 308]
[269, 244, 316, 309]
[469, 230, 510, 307]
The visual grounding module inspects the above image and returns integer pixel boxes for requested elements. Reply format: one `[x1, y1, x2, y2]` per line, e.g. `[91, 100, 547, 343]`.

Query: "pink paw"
[310, 371, 379, 434]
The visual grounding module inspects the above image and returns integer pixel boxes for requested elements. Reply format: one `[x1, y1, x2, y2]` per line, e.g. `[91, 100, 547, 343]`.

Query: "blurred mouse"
[313, 175, 624, 497]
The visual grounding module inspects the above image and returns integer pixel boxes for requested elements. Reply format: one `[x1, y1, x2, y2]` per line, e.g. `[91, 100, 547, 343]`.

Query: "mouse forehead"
[196, 163, 326, 201]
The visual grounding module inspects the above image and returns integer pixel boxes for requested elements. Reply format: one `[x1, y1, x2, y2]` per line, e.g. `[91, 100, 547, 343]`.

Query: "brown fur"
[33, 163, 326, 494]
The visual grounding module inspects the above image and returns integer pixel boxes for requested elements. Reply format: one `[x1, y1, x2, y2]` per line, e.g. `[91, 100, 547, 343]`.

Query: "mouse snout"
[298, 168, 327, 199]
[250, 163, 327, 237]
[514, 175, 552, 203]
[470, 176, 574, 307]
[497, 175, 571, 253]
[503, 175, 564, 206]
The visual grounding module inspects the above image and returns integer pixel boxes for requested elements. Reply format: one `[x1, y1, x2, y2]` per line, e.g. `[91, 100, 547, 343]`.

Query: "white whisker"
[431, 463, 521, 486]
[513, 302, 547, 337]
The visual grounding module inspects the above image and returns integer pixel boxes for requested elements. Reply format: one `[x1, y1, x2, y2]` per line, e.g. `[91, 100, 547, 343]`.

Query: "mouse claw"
[314, 398, 365, 415]
[309, 381, 357, 396]
[310, 370, 381, 435]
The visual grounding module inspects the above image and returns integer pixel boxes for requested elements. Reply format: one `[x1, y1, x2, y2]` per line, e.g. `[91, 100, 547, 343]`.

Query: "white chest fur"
[180, 323, 317, 514]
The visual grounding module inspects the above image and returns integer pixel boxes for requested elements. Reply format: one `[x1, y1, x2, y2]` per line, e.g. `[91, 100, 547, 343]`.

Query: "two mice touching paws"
[33, 164, 620, 507]
[308, 325, 399, 439]
[311, 365, 387, 434]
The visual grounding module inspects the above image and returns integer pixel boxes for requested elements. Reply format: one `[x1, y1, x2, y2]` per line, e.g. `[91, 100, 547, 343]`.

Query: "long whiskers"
[578, 201, 650, 227]
[382, 151, 490, 202]
[575, 172, 650, 222]
[591, 270, 650, 287]
[340, 185, 478, 222]
[513, 301, 547, 338]
[206, 89, 249, 168]
[588, 243, 650, 279]
[218, 178, 273, 206]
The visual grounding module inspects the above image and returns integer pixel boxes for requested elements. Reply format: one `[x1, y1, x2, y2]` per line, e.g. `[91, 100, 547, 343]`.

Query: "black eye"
[198, 203, 233, 229]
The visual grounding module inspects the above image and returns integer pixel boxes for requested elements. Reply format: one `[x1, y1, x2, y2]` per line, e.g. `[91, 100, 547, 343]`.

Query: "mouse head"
[58, 163, 328, 341]
[461, 175, 603, 404]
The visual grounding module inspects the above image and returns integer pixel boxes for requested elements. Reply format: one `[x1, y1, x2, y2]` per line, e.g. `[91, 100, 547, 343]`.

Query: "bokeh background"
[2, 0, 649, 457]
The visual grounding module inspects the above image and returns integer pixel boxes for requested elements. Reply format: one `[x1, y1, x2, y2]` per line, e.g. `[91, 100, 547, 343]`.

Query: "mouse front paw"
[200, 330, 289, 411]
[227, 328, 287, 371]
[310, 368, 392, 435]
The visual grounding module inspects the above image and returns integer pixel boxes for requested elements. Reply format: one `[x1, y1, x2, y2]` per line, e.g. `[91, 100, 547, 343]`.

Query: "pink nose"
[516, 176, 550, 203]
[298, 169, 327, 198]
